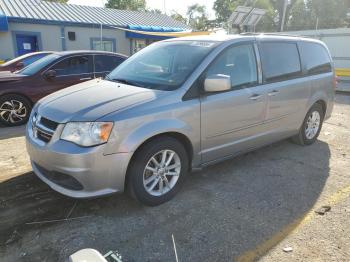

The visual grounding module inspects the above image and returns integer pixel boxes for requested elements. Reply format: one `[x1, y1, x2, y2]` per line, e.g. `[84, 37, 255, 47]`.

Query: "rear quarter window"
[259, 42, 302, 83]
[299, 42, 332, 75]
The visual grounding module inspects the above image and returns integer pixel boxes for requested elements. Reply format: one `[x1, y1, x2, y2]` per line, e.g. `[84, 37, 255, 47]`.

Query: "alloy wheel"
[305, 111, 321, 139]
[0, 99, 27, 124]
[143, 149, 181, 196]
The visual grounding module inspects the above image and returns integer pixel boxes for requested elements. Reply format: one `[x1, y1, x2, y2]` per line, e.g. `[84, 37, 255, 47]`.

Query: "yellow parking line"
[235, 184, 350, 262]
[336, 68, 350, 77]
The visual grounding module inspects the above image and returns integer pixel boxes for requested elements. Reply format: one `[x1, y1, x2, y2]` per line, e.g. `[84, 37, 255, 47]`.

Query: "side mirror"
[15, 62, 25, 70]
[204, 74, 231, 93]
[44, 70, 56, 79]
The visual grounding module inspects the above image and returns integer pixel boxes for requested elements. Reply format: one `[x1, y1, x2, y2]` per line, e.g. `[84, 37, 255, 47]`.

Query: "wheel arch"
[124, 131, 194, 190]
[307, 90, 328, 117]
[0, 92, 34, 106]
[314, 99, 327, 117]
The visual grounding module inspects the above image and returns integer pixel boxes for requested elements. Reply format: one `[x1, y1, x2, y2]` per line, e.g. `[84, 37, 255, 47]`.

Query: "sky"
[68, 0, 216, 19]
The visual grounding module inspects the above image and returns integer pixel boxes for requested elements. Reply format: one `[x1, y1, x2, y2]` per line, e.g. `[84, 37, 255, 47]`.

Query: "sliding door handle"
[268, 90, 280, 96]
[250, 94, 262, 100]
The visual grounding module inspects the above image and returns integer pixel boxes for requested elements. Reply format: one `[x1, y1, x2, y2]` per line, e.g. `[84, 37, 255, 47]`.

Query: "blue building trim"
[7, 17, 129, 30]
[125, 25, 184, 40]
[90, 37, 117, 52]
[11, 30, 43, 57]
[0, 13, 9, 32]
[60, 26, 66, 51]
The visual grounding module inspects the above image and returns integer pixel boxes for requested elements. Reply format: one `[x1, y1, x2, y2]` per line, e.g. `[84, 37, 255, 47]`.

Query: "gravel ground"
[0, 94, 349, 262]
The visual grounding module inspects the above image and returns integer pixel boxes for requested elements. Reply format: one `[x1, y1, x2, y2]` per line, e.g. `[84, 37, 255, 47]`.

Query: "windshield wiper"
[109, 78, 143, 87]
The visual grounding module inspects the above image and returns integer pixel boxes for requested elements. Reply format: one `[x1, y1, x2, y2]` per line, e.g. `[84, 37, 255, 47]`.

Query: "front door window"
[207, 44, 258, 89]
[51, 55, 93, 76]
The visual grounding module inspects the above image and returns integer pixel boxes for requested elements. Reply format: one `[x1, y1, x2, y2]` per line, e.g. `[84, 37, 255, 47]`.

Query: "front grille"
[34, 163, 84, 191]
[40, 117, 58, 131]
[32, 114, 58, 143]
[36, 129, 53, 143]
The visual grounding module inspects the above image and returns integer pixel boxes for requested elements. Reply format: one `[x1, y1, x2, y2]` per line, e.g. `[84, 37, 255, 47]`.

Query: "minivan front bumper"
[26, 120, 132, 198]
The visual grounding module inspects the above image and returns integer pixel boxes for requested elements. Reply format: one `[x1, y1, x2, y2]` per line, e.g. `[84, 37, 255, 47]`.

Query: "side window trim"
[183, 41, 260, 100]
[253, 43, 263, 85]
[203, 41, 260, 93]
[258, 40, 303, 84]
[92, 54, 96, 78]
[43, 54, 94, 77]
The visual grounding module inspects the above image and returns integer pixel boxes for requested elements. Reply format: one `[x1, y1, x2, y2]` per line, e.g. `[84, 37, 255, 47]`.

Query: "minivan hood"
[37, 79, 159, 123]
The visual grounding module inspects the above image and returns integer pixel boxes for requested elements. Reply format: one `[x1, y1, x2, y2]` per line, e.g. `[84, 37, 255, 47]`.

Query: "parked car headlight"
[61, 122, 113, 147]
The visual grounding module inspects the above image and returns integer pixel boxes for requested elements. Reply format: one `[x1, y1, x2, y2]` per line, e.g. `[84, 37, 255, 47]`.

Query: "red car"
[0, 52, 53, 72]
[0, 51, 127, 126]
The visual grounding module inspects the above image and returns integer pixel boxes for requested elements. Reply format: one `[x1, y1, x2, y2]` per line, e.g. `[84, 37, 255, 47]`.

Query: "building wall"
[286, 28, 350, 69]
[0, 22, 131, 61]
[63, 25, 130, 56]
[0, 31, 14, 60]
[0, 22, 62, 60]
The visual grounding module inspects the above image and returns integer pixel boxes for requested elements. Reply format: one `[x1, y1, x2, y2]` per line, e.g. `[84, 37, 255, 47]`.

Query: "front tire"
[292, 103, 324, 146]
[127, 136, 189, 206]
[0, 94, 32, 126]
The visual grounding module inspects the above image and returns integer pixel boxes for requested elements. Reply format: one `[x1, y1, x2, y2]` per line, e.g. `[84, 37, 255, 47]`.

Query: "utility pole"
[280, 0, 288, 32]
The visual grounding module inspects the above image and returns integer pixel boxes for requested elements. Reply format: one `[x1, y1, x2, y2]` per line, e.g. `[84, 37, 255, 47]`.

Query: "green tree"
[146, 8, 163, 14]
[187, 4, 210, 31]
[105, 0, 146, 11]
[288, 0, 348, 30]
[288, 0, 313, 30]
[308, 0, 348, 29]
[213, 0, 246, 23]
[170, 12, 188, 25]
[269, 0, 297, 31]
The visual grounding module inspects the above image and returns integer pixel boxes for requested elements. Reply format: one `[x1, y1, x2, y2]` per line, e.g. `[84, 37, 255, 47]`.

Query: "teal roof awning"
[0, 13, 8, 32]
[126, 25, 185, 40]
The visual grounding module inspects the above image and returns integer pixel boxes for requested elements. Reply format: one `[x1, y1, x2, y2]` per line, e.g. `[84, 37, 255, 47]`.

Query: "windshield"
[18, 54, 60, 76]
[107, 40, 218, 91]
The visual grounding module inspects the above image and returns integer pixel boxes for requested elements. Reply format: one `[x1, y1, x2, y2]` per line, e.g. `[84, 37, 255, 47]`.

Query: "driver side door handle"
[268, 90, 280, 96]
[250, 94, 262, 100]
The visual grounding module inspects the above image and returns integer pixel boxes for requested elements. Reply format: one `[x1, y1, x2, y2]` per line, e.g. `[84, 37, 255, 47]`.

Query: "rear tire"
[0, 94, 32, 127]
[127, 136, 189, 206]
[291, 103, 324, 146]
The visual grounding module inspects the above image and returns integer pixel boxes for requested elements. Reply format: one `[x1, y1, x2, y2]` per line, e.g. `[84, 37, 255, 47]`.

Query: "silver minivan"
[26, 34, 335, 205]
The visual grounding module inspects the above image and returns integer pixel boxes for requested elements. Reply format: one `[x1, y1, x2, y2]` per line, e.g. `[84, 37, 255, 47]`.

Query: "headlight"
[61, 122, 113, 147]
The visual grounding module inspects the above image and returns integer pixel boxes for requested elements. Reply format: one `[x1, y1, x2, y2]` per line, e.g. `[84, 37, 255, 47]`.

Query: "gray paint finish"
[26, 35, 335, 199]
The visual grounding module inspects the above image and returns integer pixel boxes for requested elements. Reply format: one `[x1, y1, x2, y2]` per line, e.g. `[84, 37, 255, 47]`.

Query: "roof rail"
[240, 32, 305, 38]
